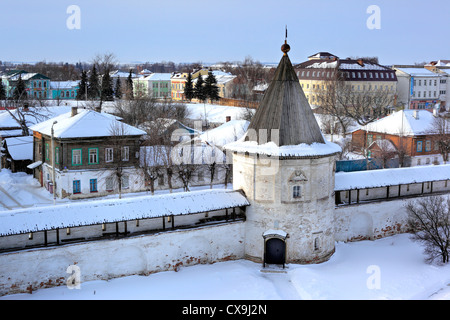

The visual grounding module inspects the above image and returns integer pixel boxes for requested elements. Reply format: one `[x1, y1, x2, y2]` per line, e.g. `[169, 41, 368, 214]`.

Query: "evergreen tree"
[115, 77, 122, 99]
[184, 73, 194, 102]
[101, 72, 114, 101]
[88, 65, 100, 99]
[126, 70, 134, 100]
[204, 71, 220, 102]
[194, 73, 206, 102]
[0, 79, 5, 100]
[77, 70, 88, 100]
[13, 74, 26, 101]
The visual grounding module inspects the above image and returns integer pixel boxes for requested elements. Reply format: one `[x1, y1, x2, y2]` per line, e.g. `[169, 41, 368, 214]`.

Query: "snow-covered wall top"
[0, 189, 249, 236]
[335, 164, 450, 191]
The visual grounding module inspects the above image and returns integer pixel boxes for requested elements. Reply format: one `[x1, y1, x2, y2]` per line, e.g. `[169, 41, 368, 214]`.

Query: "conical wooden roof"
[247, 49, 325, 146]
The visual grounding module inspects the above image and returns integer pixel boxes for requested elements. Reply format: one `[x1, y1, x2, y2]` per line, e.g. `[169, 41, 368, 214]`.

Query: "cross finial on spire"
[281, 25, 290, 55]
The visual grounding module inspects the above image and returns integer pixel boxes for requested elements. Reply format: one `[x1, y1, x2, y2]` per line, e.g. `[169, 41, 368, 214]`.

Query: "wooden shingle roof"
[247, 48, 325, 146]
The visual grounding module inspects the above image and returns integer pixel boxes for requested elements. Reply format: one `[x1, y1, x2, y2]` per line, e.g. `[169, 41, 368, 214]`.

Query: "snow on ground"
[2, 234, 450, 300]
[0, 169, 63, 210]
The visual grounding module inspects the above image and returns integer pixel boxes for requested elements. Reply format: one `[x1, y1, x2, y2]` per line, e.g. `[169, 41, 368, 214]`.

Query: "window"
[88, 148, 99, 164]
[45, 143, 49, 161]
[73, 180, 81, 194]
[425, 140, 431, 152]
[122, 146, 129, 161]
[55, 147, 60, 164]
[90, 179, 98, 192]
[72, 149, 82, 165]
[293, 185, 301, 198]
[122, 175, 130, 189]
[105, 176, 114, 191]
[417, 141, 423, 153]
[105, 148, 113, 162]
[158, 174, 164, 186]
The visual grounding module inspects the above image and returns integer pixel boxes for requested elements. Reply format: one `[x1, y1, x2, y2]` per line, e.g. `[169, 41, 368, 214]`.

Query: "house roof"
[4, 136, 33, 160]
[0, 189, 249, 236]
[0, 106, 74, 130]
[30, 109, 146, 139]
[394, 67, 438, 77]
[360, 109, 443, 136]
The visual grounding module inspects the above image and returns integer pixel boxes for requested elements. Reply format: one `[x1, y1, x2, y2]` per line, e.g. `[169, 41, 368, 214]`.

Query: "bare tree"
[107, 121, 131, 199]
[428, 115, 450, 164]
[406, 196, 450, 264]
[313, 74, 396, 128]
[140, 145, 163, 195]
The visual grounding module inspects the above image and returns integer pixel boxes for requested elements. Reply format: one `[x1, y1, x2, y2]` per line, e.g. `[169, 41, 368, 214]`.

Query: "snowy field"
[2, 234, 449, 300]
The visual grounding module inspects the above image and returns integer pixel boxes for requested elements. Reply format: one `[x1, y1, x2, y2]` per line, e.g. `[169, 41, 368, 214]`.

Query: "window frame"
[73, 180, 81, 194]
[416, 141, 423, 153]
[293, 185, 302, 199]
[105, 147, 114, 162]
[88, 148, 99, 165]
[72, 149, 82, 166]
[89, 178, 98, 193]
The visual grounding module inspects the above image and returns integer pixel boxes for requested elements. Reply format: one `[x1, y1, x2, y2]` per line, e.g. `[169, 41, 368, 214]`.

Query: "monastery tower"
[225, 39, 341, 265]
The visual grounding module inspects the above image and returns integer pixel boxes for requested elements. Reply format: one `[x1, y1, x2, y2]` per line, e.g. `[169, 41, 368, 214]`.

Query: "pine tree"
[194, 73, 206, 102]
[101, 72, 114, 101]
[115, 77, 122, 99]
[77, 70, 88, 100]
[88, 65, 100, 99]
[0, 79, 6, 100]
[126, 70, 134, 100]
[204, 71, 220, 102]
[13, 74, 26, 101]
[184, 73, 194, 101]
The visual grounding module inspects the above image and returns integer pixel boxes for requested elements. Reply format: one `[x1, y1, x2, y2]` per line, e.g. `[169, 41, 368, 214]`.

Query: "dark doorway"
[264, 238, 286, 266]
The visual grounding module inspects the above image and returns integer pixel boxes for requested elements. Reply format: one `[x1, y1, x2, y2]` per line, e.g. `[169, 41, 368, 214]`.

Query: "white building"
[394, 67, 446, 110]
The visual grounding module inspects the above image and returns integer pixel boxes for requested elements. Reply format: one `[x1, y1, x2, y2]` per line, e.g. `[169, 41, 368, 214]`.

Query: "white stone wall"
[334, 194, 450, 242]
[0, 221, 245, 296]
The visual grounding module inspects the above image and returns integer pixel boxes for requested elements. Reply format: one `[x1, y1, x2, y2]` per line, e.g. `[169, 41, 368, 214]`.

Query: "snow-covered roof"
[335, 164, 450, 191]
[4, 136, 33, 160]
[0, 189, 249, 236]
[199, 120, 249, 148]
[395, 67, 438, 77]
[30, 109, 146, 139]
[50, 81, 79, 89]
[144, 73, 172, 81]
[0, 106, 75, 129]
[360, 110, 441, 136]
[224, 137, 342, 158]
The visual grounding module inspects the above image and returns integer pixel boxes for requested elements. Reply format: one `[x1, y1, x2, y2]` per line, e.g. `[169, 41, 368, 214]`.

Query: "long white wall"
[0, 221, 245, 296]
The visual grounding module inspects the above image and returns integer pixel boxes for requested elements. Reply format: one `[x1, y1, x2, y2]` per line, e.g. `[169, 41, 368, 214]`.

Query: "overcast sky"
[1, 0, 449, 65]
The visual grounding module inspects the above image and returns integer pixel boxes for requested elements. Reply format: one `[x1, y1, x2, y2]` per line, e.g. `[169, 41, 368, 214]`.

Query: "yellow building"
[170, 72, 189, 101]
[294, 52, 398, 108]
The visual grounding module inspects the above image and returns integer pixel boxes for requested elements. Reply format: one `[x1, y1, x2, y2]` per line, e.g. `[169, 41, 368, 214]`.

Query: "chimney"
[226, 116, 231, 122]
[71, 107, 78, 117]
[413, 110, 419, 119]
[356, 59, 364, 67]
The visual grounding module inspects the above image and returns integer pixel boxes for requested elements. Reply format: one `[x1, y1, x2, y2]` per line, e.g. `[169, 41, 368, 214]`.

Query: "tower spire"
[281, 26, 290, 56]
